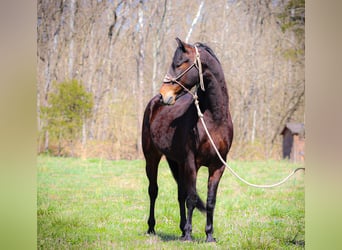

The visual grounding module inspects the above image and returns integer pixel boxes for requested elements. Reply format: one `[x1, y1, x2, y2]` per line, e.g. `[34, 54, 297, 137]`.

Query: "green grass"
[37, 156, 304, 249]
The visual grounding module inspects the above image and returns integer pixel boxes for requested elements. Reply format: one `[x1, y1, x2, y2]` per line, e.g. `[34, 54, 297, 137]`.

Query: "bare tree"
[185, 0, 205, 43]
[136, 0, 145, 155]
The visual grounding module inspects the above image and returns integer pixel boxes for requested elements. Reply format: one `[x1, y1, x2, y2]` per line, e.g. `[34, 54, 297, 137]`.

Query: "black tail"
[196, 195, 206, 213]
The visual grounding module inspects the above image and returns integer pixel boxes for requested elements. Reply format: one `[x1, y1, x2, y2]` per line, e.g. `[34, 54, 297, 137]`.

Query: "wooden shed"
[280, 123, 305, 162]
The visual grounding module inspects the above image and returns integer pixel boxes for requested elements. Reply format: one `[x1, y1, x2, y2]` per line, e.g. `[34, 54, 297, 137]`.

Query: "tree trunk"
[68, 0, 76, 79]
[186, 0, 205, 43]
[136, 1, 145, 156]
[81, 120, 87, 158]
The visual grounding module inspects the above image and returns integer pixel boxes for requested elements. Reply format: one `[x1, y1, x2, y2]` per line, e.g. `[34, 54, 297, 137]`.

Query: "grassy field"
[37, 156, 304, 249]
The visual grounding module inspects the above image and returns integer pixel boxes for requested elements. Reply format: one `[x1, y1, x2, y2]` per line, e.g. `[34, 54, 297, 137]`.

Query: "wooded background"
[37, 0, 304, 160]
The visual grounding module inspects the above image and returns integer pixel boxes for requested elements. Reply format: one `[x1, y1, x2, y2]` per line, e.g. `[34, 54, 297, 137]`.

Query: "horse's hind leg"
[145, 150, 162, 234]
[181, 159, 199, 241]
[205, 164, 225, 242]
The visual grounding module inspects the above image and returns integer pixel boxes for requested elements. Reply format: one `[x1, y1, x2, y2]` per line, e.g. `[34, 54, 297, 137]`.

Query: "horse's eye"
[175, 58, 189, 68]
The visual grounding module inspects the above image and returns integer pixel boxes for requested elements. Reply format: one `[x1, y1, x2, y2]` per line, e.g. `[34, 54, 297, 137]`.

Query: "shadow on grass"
[289, 239, 305, 247]
[145, 231, 206, 243]
[156, 232, 180, 242]
[288, 231, 305, 247]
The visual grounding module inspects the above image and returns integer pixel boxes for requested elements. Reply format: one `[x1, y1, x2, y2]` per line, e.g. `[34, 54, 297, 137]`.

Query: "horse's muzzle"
[160, 93, 175, 105]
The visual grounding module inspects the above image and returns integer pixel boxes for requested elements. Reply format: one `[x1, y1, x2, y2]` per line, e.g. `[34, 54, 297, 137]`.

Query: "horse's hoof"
[206, 235, 216, 243]
[181, 234, 192, 241]
[147, 228, 155, 235]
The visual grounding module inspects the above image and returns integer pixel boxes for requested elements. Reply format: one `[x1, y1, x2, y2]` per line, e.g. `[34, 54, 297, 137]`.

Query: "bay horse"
[142, 38, 233, 242]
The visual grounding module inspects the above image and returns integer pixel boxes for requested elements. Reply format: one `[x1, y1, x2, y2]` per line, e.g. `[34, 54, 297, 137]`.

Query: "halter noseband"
[163, 46, 205, 98]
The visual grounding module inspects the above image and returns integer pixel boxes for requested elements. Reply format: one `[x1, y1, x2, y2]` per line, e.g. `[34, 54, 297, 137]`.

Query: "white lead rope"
[194, 97, 305, 188]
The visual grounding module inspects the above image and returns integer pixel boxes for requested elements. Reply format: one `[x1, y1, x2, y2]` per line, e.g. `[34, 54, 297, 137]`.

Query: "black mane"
[194, 42, 220, 65]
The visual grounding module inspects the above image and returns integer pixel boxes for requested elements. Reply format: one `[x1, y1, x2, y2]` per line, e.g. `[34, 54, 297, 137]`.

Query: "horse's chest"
[150, 115, 195, 156]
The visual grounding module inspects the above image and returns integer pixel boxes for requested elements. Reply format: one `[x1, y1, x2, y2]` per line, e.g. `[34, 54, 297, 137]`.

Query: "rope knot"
[194, 46, 205, 91]
[194, 97, 203, 118]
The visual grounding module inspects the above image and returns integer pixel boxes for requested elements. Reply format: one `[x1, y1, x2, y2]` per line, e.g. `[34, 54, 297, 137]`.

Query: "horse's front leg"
[177, 183, 187, 237]
[145, 153, 162, 234]
[205, 164, 225, 242]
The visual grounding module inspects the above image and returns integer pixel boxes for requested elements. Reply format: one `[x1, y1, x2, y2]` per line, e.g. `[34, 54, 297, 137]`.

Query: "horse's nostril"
[160, 94, 174, 105]
[166, 96, 173, 105]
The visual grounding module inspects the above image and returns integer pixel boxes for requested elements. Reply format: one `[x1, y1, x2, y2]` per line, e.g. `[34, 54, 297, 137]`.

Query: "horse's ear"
[175, 37, 187, 52]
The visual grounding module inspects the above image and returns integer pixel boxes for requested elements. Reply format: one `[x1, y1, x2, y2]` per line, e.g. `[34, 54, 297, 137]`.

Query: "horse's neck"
[201, 72, 229, 123]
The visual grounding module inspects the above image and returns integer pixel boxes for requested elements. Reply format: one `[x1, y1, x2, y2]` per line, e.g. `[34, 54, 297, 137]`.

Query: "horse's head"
[160, 38, 201, 105]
